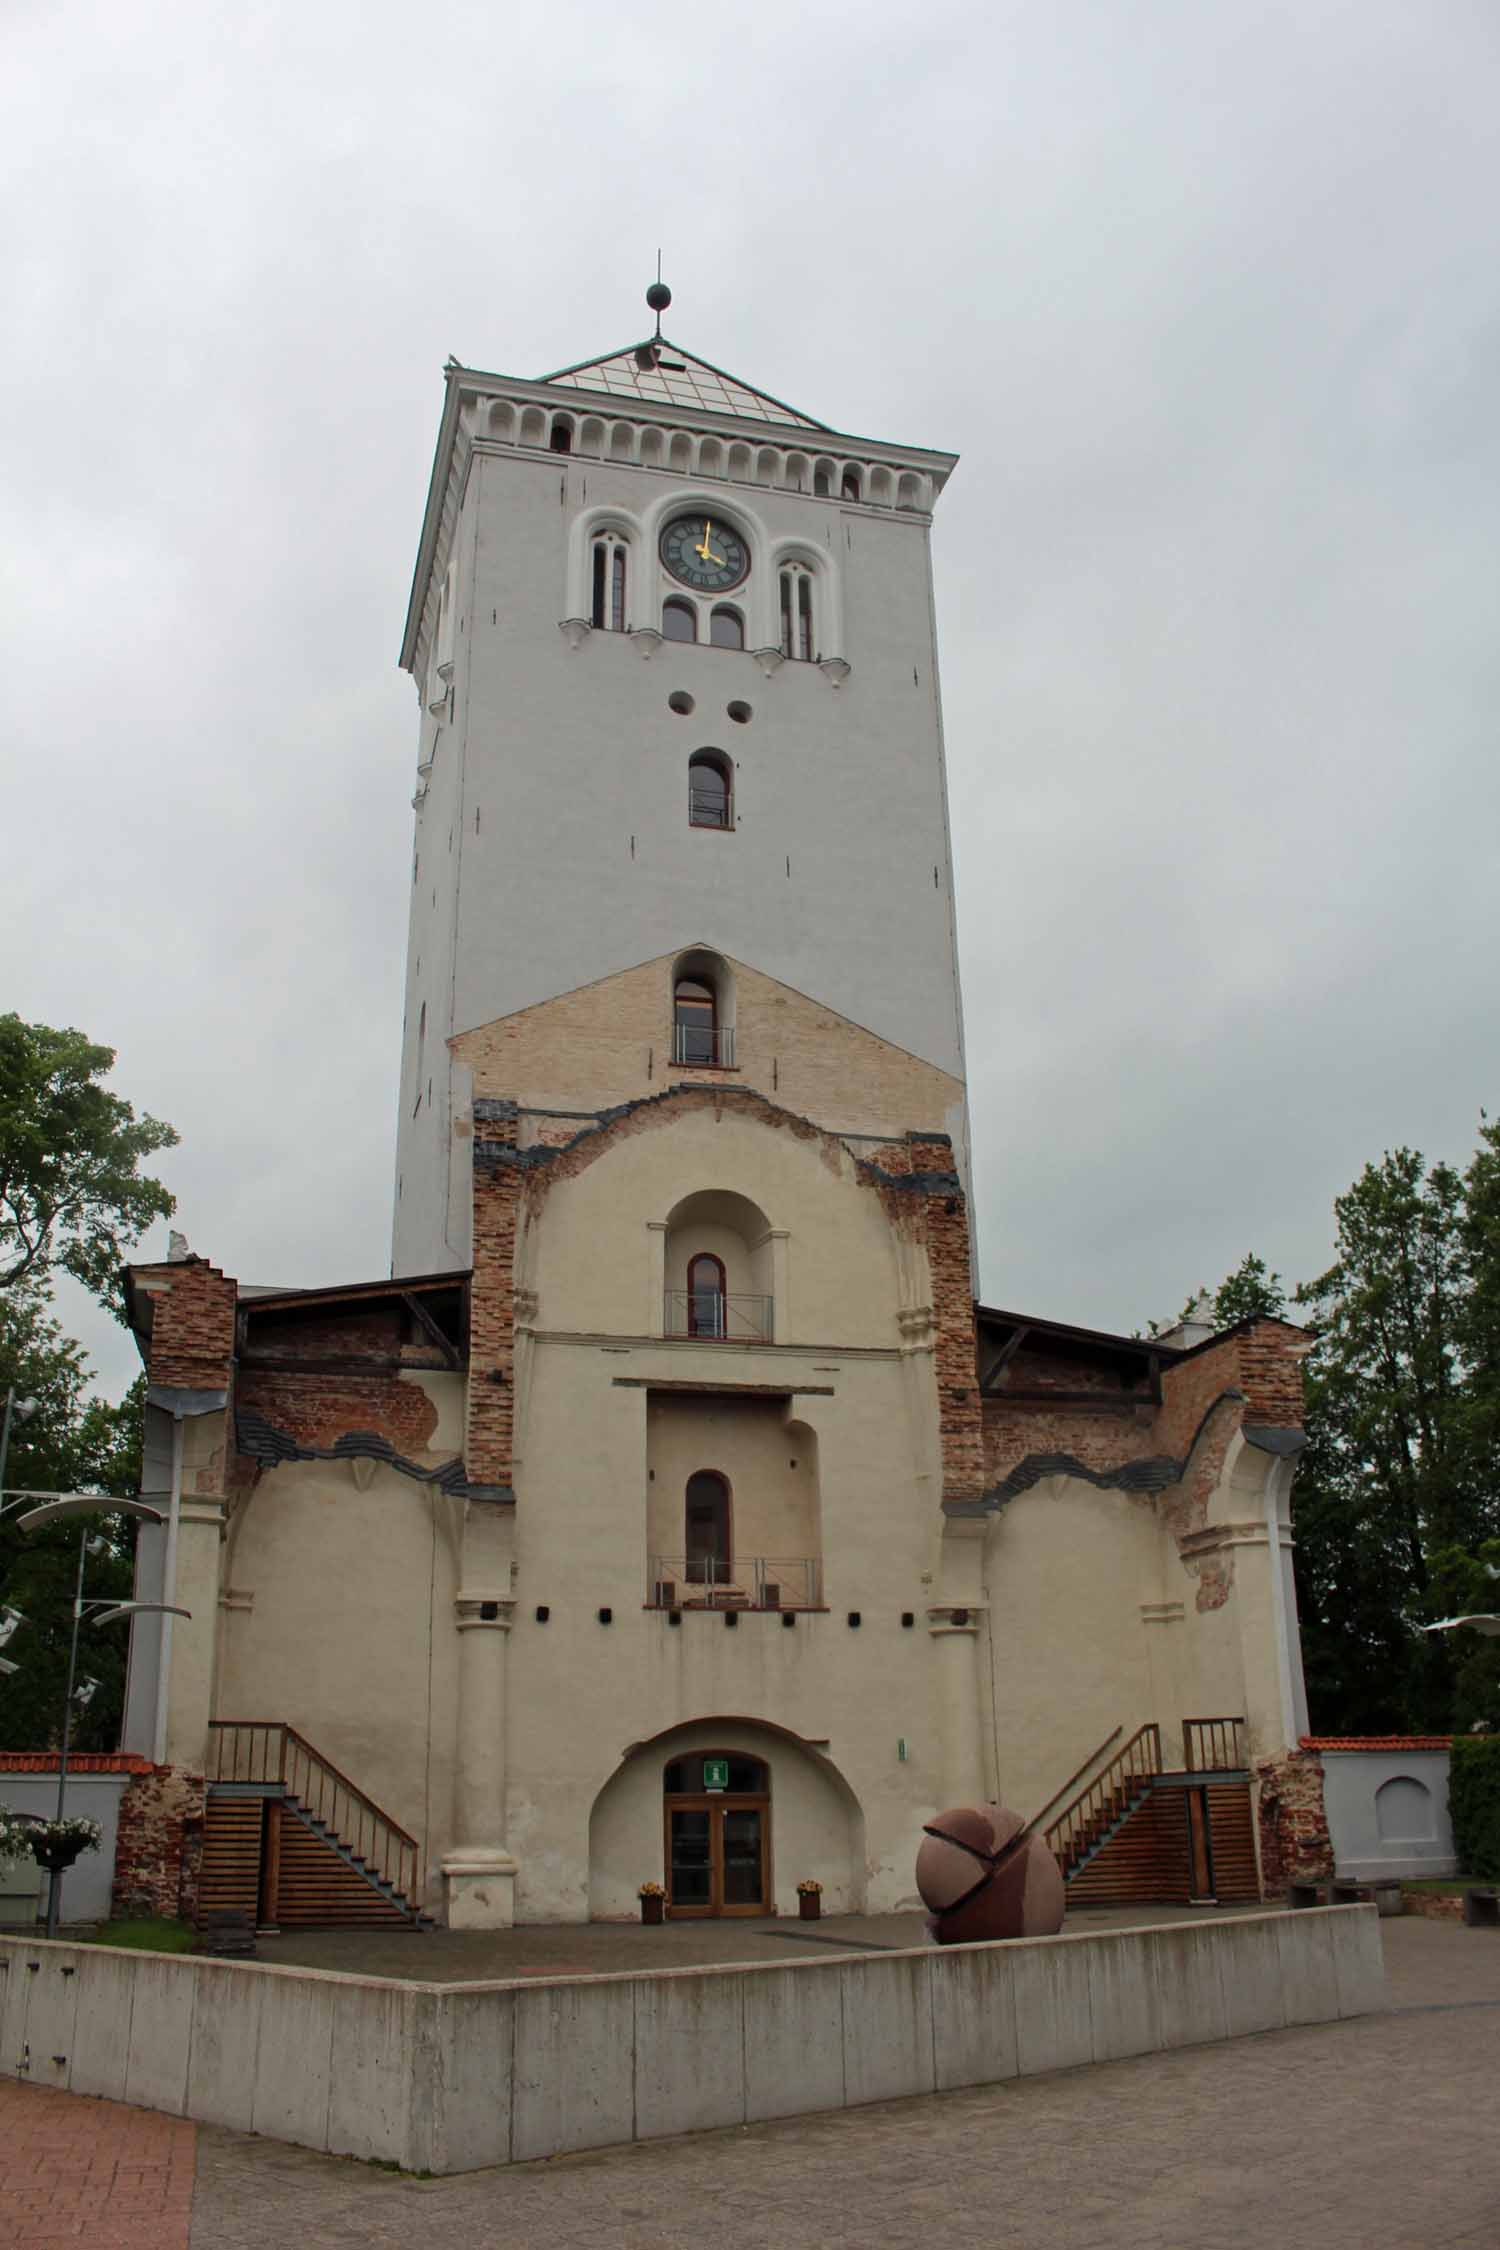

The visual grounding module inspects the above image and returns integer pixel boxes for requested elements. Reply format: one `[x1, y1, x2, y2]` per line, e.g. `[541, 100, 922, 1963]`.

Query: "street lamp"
[0, 1389, 39, 1513]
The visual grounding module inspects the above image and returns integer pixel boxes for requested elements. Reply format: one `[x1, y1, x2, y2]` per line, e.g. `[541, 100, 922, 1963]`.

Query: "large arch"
[587, 1715, 865, 1920]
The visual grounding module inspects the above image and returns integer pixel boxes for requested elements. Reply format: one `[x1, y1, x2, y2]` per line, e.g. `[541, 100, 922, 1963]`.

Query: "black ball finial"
[646, 280, 672, 314]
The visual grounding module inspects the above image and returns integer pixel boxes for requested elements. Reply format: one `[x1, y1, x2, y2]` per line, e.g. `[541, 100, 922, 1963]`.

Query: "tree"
[0, 1015, 176, 1305]
[1210, 1254, 1286, 1328]
[0, 1287, 142, 1751]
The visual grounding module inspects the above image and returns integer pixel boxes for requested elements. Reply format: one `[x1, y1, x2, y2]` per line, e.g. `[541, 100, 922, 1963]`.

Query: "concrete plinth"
[443, 1852, 518, 1929]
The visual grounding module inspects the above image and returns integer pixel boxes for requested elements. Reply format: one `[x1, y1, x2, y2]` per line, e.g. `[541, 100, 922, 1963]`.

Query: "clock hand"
[695, 519, 714, 560]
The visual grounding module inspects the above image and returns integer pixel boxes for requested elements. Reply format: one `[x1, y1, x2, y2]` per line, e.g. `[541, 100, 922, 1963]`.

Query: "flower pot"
[799, 1892, 821, 1920]
[640, 1894, 665, 1925]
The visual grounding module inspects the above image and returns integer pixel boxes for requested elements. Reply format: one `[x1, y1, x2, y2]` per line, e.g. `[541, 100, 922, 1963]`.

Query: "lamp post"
[0, 1390, 39, 1520]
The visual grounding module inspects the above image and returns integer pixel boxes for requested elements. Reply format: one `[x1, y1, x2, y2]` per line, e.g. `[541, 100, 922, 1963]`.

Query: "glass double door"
[666, 1798, 768, 1917]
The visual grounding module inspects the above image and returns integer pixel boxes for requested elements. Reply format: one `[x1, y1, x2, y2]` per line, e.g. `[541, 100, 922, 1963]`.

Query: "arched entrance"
[663, 1749, 769, 1917]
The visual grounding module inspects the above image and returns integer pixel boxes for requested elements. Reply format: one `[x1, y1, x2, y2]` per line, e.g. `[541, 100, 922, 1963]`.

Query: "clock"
[659, 513, 750, 594]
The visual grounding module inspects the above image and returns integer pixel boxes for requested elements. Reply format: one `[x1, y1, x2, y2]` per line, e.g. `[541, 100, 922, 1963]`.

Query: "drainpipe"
[152, 1416, 185, 1767]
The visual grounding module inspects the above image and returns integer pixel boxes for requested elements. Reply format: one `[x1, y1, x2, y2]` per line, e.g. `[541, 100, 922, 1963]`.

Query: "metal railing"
[1043, 1723, 1163, 1872]
[207, 1721, 421, 1905]
[648, 1555, 822, 1610]
[689, 789, 732, 829]
[663, 1290, 773, 1342]
[1183, 1716, 1246, 1773]
[671, 1023, 736, 1067]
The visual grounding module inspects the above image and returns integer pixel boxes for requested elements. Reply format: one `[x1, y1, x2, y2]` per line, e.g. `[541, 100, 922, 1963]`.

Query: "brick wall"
[235, 1368, 440, 1456]
[110, 1763, 206, 1923]
[1254, 1747, 1334, 1891]
[468, 1101, 521, 1493]
[139, 1257, 237, 1392]
[455, 948, 964, 1149]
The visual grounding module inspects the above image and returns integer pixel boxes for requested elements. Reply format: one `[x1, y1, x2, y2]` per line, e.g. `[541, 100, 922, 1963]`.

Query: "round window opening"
[668, 691, 695, 717]
[727, 701, 752, 725]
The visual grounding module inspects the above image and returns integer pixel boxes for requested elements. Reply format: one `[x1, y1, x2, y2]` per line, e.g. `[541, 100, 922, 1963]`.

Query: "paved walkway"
[1, 1917, 1497, 2246]
[249, 1898, 1268, 1982]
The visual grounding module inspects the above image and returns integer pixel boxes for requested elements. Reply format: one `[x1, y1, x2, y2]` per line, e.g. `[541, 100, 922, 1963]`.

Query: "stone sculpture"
[915, 1801, 1065, 1943]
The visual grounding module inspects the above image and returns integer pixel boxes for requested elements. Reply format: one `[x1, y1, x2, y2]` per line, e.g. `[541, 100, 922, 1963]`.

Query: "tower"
[392, 283, 968, 1275]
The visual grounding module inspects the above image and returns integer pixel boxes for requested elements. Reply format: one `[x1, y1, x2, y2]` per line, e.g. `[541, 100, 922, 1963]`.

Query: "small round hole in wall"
[727, 700, 752, 724]
[724, 1610, 739, 1629]
[668, 691, 695, 716]
[847, 1611, 862, 1629]
[598, 1606, 613, 1625]
[901, 1612, 915, 1628]
[782, 1612, 796, 1628]
[668, 1610, 682, 1627]
[535, 1605, 550, 1623]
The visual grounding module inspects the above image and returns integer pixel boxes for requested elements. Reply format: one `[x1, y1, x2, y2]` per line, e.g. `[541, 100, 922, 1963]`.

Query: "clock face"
[659, 513, 750, 593]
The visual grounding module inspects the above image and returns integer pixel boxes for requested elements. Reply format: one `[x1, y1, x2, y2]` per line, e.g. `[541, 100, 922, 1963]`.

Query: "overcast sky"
[3, 0, 1497, 1402]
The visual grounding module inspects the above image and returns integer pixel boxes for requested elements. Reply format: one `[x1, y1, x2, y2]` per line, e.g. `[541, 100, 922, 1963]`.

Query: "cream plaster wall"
[521, 1107, 911, 1352]
[214, 1458, 465, 1881]
[645, 1394, 819, 1574]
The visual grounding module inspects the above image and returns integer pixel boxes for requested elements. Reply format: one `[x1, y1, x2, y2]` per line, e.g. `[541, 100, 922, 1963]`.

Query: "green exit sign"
[703, 1758, 729, 1792]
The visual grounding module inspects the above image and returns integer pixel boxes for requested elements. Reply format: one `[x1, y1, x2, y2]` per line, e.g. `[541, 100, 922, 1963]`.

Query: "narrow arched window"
[684, 1468, 731, 1580]
[550, 419, 573, 454]
[591, 534, 628, 632]
[662, 597, 697, 644]
[813, 467, 831, 497]
[688, 751, 732, 830]
[673, 975, 716, 1065]
[686, 1263, 728, 1342]
[840, 468, 862, 502]
[709, 605, 744, 651]
[779, 565, 816, 662]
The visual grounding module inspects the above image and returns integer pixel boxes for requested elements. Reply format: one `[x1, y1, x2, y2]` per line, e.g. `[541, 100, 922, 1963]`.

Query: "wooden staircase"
[1039, 1718, 1260, 1907]
[202, 1722, 431, 1930]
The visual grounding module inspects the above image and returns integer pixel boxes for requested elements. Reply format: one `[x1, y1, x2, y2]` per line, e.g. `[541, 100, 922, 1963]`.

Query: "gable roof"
[539, 337, 829, 431]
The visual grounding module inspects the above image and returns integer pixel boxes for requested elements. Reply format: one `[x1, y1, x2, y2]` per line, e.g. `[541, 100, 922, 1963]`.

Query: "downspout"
[153, 1415, 184, 1767]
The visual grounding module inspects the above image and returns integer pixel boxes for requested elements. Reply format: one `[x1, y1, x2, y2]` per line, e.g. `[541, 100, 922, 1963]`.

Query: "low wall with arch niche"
[1313, 1740, 1456, 1880]
[588, 1719, 864, 1920]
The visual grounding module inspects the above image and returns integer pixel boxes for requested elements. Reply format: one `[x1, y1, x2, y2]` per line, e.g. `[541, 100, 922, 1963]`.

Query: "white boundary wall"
[1322, 1748, 1457, 1881]
[0, 1909, 1383, 2175]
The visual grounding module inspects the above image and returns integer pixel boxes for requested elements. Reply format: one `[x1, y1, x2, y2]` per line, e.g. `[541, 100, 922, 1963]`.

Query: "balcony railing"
[689, 789, 733, 829]
[663, 1290, 773, 1342]
[648, 1556, 822, 1610]
[1182, 1716, 1246, 1773]
[671, 1023, 736, 1067]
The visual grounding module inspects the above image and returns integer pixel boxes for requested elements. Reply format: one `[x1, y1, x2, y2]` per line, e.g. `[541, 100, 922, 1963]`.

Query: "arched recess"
[663, 1185, 772, 1311]
[587, 1716, 865, 1918]
[768, 536, 845, 663]
[486, 399, 515, 442]
[564, 502, 643, 624]
[896, 470, 928, 511]
[668, 947, 736, 1069]
[1375, 1775, 1435, 1843]
[519, 405, 547, 447]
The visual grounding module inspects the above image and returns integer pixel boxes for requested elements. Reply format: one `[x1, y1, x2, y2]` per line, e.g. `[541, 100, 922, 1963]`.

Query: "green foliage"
[0, 1013, 176, 1306]
[83, 1916, 196, 1954]
[1212, 1254, 1286, 1327]
[1448, 1737, 1500, 1883]
[0, 1288, 142, 1751]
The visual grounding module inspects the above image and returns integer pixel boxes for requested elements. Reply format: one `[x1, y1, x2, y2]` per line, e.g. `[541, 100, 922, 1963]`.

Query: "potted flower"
[639, 1880, 666, 1926]
[18, 1816, 103, 1877]
[796, 1878, 823, 1921]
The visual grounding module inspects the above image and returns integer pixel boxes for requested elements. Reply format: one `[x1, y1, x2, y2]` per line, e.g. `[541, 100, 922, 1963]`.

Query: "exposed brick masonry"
[235, 1368, 440, 1458]
[111, 1764, 207, 1923]
[1253, 1746, 1334, 1893]
[139, 1257, 237, 1393]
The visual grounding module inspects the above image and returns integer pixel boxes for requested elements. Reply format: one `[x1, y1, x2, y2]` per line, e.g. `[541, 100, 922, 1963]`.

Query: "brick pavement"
[0, 2082, 194, 2249]
[0, 1917, 1496, 2247]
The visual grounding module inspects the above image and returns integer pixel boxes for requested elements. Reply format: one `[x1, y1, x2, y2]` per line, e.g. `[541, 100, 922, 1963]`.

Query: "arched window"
[684, 1466, 731, 1577]
[591, 533, 628, 632]
[840, 467, 862, 502]
[778, 564, 816, 662]
[709, 605, 744, 651]
[686, 1258, 727, 1342]
[813, 466, 832, 497]
[688, 751, 732, 830]
[673, 975, 717, 1065]
[662, 597, 698, 644]
[550, 418, 573, 454]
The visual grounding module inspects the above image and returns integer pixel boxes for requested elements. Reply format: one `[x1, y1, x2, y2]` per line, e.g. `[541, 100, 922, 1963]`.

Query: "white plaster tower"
[393, 281, 968, 1274]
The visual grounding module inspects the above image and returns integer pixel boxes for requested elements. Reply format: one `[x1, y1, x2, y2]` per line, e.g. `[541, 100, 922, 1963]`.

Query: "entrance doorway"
[663, 1752, 769, 1916]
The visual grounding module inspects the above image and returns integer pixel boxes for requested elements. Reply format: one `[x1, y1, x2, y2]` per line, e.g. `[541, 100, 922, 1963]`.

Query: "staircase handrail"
[1043, 1723, 1163, 1861]
[1025, 1725, 1124, 1837]
[208, 1720, 421, 1903]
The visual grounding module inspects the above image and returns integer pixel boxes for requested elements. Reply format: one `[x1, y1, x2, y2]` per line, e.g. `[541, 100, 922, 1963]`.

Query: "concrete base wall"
[0, 1908, 1384, 2175]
